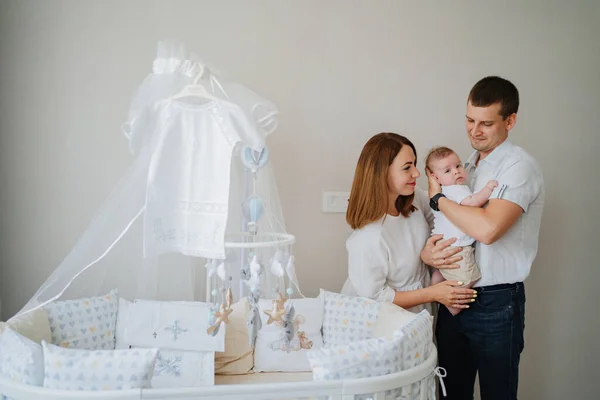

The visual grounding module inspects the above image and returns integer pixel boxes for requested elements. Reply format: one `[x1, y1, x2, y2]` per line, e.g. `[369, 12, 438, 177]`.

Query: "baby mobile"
[206, 144, 302, 351]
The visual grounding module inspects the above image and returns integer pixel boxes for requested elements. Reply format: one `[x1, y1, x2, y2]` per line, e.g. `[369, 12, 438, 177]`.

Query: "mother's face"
[387, 145, 420, 197]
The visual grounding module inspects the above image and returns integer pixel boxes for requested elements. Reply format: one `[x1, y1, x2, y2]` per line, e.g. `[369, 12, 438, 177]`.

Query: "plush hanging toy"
[280, 300, 296, 353]
[247, 289, 262, 347]
[207, 282, 233, 336]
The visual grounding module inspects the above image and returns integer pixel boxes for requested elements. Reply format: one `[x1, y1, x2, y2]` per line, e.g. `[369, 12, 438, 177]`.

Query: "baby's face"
[430, 153, 468, 186]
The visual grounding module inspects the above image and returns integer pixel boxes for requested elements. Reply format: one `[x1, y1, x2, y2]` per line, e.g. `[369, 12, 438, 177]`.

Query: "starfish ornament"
[207, 303, 233, 335]
[263, 300, 285, 325]
[275, 291, 288, 310]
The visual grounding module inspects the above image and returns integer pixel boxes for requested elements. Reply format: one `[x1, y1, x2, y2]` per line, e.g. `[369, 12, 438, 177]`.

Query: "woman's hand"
[421, 234, 463, 269]
[428, 281, 477, 309]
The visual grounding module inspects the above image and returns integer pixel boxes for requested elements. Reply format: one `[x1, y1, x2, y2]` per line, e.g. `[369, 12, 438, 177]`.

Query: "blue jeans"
[436, 282, 526, 400]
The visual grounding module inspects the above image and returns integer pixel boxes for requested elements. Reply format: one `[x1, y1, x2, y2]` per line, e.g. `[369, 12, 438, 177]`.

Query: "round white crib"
[0, 346, 438, 400]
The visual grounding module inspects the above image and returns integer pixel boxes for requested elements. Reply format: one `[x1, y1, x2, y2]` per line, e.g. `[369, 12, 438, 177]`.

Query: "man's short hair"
[468, 76, 519, 119]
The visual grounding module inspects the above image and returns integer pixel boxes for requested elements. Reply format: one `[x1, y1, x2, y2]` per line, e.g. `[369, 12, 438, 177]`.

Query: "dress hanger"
[171, 64, 220, 102]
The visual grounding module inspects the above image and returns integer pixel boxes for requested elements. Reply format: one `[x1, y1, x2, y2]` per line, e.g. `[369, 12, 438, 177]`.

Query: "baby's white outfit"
[129, 98, 265, 260]
[431, 185, 481, 284]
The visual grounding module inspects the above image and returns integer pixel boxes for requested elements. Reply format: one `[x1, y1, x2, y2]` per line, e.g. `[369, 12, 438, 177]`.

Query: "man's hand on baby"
[421, 234, 463, 269]
[426, 167, 442, 198]
[486, 180, 499, 190]
[429, 281, 478, 309]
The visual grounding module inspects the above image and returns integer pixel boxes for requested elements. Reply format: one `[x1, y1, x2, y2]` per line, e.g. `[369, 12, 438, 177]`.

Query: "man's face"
[465, 102, 515, 156]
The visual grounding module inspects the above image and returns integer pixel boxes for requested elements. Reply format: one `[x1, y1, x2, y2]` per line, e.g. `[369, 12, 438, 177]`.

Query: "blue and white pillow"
[307, 310, 435, 400]
[44, 289, 118, 350]
[42, 341, 158, 391]
[306, 331, 404, 381]
[320, 289, 381, 346]
[396, 310, 434, 399]
[399, 310, 433, 370]
[0, 328, 44, 388]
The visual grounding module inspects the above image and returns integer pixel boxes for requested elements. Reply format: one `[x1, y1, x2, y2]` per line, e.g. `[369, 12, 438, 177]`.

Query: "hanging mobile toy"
[207, 277, 234, 336]
[247, 289, 262, 347]
[280, 300, 296, 353]
[241, 146, 269, 173]
[263, 298, 285, 325]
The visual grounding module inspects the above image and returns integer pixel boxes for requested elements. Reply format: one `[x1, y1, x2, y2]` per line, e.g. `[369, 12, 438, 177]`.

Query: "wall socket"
[322, 191, 350, 213]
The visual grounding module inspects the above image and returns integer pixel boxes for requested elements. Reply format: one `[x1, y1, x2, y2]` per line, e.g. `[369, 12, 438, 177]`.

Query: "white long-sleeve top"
[341, 188, 434, 313]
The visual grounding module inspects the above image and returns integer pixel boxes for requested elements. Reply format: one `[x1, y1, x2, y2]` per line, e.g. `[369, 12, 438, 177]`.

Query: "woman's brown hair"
[346, 132, 417, 230]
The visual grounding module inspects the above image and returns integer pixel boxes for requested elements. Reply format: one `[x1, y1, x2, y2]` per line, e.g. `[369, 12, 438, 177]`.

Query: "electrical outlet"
[322, 191, 350, 213]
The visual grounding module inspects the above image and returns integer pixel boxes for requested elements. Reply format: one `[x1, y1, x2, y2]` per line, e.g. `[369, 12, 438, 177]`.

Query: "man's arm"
[460, 180, 498, 207]
[437, 197, 522, 245]
[428, 158, 542, 245]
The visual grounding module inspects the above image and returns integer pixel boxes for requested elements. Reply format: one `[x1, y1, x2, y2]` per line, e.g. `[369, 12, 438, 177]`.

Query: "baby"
[425, 146, 498, 315]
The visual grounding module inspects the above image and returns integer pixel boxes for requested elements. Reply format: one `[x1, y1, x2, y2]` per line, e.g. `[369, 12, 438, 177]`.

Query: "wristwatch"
[429, 193, 446, 212]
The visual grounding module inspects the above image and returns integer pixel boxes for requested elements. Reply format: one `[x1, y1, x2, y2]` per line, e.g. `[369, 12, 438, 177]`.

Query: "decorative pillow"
[253, 297, 324, 372]
[372, 301, 418, 338]
[394, 310, 434, 399]
[214, 297, 254, 375]
[151, 349, 214, 388]
[42, 341, 158, 391]
[398, 310, 433, 370]
[307, 331, 404, 380]
[44, 289, 118, 350]
[0, 307, 52, 344]
[0, 328, 44, 388]
[320, 289, 381, 346]
[125, 299, 225, 352]
[306, 332, 405, 400]
[115, 297, 133, 349]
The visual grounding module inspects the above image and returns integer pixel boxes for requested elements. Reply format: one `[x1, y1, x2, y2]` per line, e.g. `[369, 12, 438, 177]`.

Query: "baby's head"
[425, 146, 468, 186]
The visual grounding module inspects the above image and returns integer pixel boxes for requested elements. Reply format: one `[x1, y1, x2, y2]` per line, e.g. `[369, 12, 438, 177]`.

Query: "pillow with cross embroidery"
[124, 300, 225, 352]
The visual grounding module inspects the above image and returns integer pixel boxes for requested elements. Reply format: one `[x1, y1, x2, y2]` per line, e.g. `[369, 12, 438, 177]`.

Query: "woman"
[341, 132, 477, 313]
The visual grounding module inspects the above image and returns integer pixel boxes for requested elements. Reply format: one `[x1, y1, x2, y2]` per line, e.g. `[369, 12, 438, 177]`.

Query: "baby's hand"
[486, 180, 499, 190]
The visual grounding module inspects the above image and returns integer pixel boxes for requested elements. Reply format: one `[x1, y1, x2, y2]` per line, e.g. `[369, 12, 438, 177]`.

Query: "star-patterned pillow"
[44, 289, 119, 350]
[42, 341, 158, 391]
[306, 331, 404, 382]
[320, 289, 381, 346]
[307, 310, 435, 400]
[395, 310, 434, 399]
[0, 328, 44, 389]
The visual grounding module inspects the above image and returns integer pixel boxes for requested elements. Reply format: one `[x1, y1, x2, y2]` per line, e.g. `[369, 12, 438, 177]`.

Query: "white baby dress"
[128, 97, 266, 260]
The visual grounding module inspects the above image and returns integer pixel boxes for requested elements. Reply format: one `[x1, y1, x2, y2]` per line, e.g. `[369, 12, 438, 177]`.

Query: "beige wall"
[1, 1, 599, 398]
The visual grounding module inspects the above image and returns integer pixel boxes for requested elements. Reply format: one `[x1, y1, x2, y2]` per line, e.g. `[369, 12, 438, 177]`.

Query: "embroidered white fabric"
[138, 99, 264, 260]
[14, 40, 291, 322]
[124, 299, 225, 352]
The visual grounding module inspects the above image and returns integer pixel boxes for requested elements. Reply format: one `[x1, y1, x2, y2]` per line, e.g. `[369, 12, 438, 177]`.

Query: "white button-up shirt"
[465, 140, 545, 287]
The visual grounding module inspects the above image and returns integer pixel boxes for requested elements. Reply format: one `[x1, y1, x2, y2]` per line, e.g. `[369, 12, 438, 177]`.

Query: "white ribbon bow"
[435, 366, 447, 397]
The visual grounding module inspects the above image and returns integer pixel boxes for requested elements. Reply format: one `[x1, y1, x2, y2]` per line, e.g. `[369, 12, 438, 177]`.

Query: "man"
[424, 76, 545, 399]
